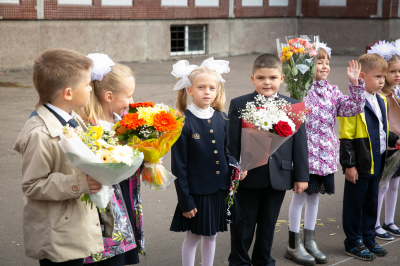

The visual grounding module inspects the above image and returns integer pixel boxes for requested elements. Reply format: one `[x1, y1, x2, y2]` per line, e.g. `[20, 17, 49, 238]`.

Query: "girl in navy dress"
[169, 58, 246, 266]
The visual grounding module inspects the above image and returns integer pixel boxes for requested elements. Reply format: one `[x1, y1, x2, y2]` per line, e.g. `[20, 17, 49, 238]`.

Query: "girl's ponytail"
[176, 88, 189, 113]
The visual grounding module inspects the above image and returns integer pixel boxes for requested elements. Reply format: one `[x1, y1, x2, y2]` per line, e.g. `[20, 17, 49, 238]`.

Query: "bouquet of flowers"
[113, 102, 185, 191]
[57, 125, 144, 209]
[276, 35, 320, 101]
[239, 95, 306, 171]
[380, 147, 400, 189]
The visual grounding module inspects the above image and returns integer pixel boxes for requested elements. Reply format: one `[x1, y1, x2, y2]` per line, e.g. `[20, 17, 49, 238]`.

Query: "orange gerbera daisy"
[120, 113, 145, 130]
[153, 111, 179, 132]
[129, 101, 155, 109]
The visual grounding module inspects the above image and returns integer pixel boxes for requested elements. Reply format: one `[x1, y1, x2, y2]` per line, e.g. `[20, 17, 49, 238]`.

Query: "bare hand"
[347, 60, 361, 86]
[87, 175, 102, 193]
[183, 208, 197, 219]
[294, 181, 308, 194]
[157, 157, 163, 165]
[239, 171, 248, 181]
[345, 167, 358, 184]
[396, 139, 400, 147]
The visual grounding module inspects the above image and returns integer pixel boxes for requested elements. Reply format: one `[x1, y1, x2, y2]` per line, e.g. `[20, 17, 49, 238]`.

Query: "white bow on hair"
[368, 41, 396, 61]
[316, 42, 332, 58]
[171, 60, 198, 91]
[392, 39, 400, 57]
[87, 53, 115, 81]
[200, 57, 230, 82]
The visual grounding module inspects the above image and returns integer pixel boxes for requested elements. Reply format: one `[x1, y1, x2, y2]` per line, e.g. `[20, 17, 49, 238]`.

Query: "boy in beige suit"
[14, 49, 113, 266]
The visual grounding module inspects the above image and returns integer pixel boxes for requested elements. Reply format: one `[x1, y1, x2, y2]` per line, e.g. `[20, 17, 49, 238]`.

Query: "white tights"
[375, 176, 400, 234]
[288, 192, 320, 233]
[182, 231, 217, 266]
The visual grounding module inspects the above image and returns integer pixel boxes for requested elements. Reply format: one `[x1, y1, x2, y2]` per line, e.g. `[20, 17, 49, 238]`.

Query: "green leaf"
[292, 66, 298, 76]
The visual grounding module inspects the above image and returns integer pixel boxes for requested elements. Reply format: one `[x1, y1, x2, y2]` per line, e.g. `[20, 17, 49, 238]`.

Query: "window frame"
[170, 25, 207, 56]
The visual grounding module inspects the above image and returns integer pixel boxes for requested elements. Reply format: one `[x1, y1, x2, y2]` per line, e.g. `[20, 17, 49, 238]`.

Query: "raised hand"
[347, 60, 361, 86]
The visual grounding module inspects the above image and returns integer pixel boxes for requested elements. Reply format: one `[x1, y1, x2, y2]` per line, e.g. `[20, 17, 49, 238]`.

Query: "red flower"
[129, 101, 155, 109]
[120, 113, 145, 130]
[273, 121, 293, 137]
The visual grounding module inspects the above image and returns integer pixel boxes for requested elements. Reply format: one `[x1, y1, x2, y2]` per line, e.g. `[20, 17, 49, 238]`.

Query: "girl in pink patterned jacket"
[285, 45, 366, 265]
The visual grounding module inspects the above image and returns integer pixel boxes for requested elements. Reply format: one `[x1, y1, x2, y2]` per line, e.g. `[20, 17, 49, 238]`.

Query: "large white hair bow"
[317, 42, 332, 58]
[392, 39, 400, 56]
[87, 53, 115, 81]
[368, 41, 396, 61]
[200, 57, 230, 82]
[171, 60, 198, 91]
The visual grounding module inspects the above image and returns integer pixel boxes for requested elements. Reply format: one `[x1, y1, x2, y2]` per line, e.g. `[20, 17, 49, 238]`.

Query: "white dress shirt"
[365, 92, 386, 154]
[188, 103, 215, 119]
[46, 103, 73, 122]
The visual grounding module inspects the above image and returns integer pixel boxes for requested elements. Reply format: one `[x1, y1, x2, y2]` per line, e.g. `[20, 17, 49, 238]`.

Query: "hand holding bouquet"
[277, 35, 320, 101]
[113, 102, 185, 191]
[58, 125, 144, 209]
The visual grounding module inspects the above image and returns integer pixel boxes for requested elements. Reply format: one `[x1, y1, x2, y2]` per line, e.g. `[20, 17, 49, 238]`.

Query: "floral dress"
[304, 79, 365, 194]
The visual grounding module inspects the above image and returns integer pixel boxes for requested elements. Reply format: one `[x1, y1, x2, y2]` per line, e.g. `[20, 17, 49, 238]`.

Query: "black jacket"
[228, 91, 309, 189]
[171, 109, 237, 213]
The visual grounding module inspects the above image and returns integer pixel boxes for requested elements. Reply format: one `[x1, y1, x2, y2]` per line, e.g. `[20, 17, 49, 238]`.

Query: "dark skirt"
[93, 180, 139, 266]
[305, 173, 335, 195]
[170, 189, 242, 236]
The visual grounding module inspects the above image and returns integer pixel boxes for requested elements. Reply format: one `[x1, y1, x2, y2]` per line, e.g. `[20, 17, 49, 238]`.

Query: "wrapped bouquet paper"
[58, 125, 144, 209]
[239, 95, 306, 171]
[380, 147, 400, 189]
[114, 101, 185, 191]
[276, 35, 320, 101]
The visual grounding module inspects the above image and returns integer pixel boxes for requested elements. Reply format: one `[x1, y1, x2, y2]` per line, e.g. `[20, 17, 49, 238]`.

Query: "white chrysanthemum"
[110, 145, 133, 166]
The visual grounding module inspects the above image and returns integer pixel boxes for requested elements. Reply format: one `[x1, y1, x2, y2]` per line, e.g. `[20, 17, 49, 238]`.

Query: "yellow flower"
[298, 48, 305, 53]
[282, 47, 289, 53]
[89, 126, 103, 140]
[97, 149, 112, 163]
[136, 107, 156, 126]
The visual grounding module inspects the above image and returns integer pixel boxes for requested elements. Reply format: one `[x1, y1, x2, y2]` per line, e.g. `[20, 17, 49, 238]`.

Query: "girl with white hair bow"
[169, 57, 246, 266]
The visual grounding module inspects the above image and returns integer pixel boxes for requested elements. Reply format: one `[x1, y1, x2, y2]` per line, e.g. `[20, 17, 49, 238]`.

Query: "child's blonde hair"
[33, 49, 92, 108]
[317, 48, 329, 60]
[382, 55, 400, 105]
[176, 66, 225, 113]
[75, 63, 134, 123]
[358, 54, 388, 74]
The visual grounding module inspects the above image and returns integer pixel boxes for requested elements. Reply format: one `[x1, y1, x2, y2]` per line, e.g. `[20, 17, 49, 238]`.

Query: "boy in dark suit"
[339, 54, 400, 261]
[228, 53, 309, 266]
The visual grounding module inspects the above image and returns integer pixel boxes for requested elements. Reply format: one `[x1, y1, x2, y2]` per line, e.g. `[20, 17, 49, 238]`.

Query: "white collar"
[258, 92, 278, 98]
[365, 91, 377, 103]
[99, 113, 122, 131]
[45, 103, 73, 122]
[188, 103, 215, 119]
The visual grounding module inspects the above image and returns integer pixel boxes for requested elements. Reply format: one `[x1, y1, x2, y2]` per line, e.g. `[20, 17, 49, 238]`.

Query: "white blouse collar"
[98, 113, 121, 132]
[188, 103, 215, 119]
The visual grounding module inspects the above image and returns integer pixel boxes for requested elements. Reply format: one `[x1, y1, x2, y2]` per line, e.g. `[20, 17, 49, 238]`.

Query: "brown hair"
[252, 53, 282, 74]
[358, 53, 388, 74]
[74, 63, 134, 124]
[176, 67, 225, 113]
[33, 49, 92, 108]
[317, 48, 329, 60]
[382, 55, 400, 105]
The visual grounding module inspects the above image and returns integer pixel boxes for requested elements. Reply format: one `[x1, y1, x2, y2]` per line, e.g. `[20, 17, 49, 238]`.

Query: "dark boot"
[304, 228, 327, 264]
[285, 229, 316, 266]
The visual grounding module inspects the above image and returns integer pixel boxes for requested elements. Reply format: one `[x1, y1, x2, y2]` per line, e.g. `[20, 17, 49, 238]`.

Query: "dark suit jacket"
[228, 90, 309, 190]
[171, 110, 237, 213]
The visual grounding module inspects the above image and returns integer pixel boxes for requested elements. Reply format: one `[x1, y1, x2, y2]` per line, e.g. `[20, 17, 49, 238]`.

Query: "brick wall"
[0, 0, 398, 20]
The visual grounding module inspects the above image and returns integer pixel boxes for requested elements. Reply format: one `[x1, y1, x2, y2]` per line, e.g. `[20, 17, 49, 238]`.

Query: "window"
[269, 0, 288, 6]
[195, 0, 219, 6]
[161, 0, 187, 6]
[102, 0, 132, 6]
[0, 0, 19, 3]
[58, 0, 92, 5]
[242, 0, 263, 6]
[319, 0, 346, 6]
[170, 25, 207, 56]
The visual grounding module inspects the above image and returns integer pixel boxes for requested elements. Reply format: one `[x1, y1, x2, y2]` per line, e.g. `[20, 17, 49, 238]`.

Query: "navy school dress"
[170, 108, 242, 236]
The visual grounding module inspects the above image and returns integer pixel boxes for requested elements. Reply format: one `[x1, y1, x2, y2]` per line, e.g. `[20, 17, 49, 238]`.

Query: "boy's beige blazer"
[13, 105, 112, 262]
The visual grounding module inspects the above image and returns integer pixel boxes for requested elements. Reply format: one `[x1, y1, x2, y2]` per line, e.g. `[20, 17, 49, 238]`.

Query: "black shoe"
[375, 225, 394, 240]
[382, 223, 400, 237]
[367, 243, 388, 257]
[345, 239, 376, 261]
